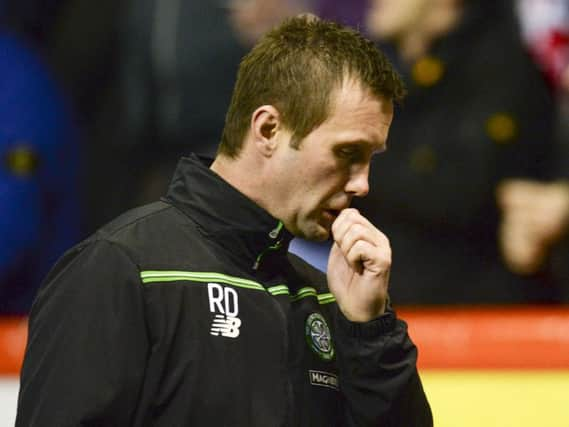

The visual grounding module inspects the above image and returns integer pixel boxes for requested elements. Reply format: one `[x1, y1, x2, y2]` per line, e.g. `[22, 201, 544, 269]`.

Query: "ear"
[250, 105, 282, 157]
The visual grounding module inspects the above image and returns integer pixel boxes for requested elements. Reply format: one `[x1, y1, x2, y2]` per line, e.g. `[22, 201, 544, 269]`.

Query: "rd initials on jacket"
[208, 283, 241, 338]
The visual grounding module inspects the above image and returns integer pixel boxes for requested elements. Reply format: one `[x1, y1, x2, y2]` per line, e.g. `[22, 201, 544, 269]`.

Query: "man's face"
[366, 0, 431, 40]
[268, 79, 393, 241]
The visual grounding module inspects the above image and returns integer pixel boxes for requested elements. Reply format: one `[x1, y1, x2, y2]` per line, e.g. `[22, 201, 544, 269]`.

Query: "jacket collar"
[164, 154, 294, 270]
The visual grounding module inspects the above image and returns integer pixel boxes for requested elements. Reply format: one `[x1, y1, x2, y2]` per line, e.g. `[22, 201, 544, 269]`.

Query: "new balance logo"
[210, 314, 242, 338]
[208, 283, 241, 338]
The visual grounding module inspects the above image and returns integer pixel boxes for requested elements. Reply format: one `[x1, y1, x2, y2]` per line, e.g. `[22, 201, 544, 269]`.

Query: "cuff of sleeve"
[336, 307, 397, 338]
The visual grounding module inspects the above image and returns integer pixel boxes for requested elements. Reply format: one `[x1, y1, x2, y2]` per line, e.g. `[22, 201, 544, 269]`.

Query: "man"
[17, 16, 432, 426]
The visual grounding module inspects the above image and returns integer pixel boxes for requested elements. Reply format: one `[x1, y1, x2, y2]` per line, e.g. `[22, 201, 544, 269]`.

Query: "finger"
[331, 208, 361, 242]
[338, 222, 388, 257]
[344, 239, 391, 275]
[332, 208, 382, 246]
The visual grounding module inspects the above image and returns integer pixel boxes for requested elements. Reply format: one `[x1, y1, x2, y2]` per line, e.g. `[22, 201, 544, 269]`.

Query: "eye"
[335, 145, 363, 161]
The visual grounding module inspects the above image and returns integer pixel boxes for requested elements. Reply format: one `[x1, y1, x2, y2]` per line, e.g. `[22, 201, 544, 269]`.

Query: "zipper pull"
[269, 221, 284, 239]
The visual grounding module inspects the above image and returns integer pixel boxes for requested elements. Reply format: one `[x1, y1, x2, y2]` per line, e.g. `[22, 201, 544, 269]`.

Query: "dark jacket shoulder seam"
[88, 238, 142, 277]
[103, 202, 173, 237]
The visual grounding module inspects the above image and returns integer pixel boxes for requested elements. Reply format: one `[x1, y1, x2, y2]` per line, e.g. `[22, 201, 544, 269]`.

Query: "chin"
[301, 224, 330, 242]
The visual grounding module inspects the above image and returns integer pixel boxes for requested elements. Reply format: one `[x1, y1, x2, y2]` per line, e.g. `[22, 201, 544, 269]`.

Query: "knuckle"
[343, 208, 360, 221]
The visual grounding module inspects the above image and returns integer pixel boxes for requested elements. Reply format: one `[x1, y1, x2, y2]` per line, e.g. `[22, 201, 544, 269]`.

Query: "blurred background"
[1, 0, 568, 425]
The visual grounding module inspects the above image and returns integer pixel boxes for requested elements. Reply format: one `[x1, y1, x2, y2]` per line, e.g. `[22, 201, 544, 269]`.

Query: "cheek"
[291, 161, 346, 208]
[307, 174, 347, 206]
[324, 163, 351, 188]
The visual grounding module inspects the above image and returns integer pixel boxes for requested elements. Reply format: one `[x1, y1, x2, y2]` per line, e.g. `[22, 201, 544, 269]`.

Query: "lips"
[322, 209, 342, 222]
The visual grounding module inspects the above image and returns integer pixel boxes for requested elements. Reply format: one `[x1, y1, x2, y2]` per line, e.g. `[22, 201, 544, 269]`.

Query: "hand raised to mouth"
[327, 208, 391, 322]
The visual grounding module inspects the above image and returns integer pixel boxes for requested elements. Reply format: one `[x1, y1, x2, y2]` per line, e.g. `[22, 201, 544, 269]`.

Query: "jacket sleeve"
[16, 239, 149, 427]
[335, 306, 433, 427]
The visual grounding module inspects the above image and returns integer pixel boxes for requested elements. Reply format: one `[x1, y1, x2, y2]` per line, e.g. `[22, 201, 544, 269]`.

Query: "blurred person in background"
[351, 0, 557, 304]
[1, 0, 131, 235]
[0, 7, 81, 314]
[228, 0, 311, 45]
[497, 0, 569, 299]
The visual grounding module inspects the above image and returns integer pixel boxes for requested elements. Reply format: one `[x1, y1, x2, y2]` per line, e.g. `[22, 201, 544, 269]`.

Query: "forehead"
[312, 79, 393, 148]
[328, 79, 393, 122]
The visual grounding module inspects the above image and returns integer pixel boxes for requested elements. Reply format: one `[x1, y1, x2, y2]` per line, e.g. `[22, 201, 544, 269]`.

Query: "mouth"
[321, 209, 342, 223]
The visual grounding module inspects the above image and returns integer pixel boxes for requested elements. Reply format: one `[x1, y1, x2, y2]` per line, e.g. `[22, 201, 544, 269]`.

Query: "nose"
[345, 163, 370, 197]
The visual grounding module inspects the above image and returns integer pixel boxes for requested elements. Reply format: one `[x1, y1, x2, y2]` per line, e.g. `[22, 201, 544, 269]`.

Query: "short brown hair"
[218, 16, 406, 157]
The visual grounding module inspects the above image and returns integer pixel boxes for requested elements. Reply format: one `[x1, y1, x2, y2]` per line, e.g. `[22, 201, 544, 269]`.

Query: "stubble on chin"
[303, 221, 331, 242]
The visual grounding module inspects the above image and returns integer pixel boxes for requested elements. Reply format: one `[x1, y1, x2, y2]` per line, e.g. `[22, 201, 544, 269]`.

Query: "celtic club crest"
[305, 312, 335, 361]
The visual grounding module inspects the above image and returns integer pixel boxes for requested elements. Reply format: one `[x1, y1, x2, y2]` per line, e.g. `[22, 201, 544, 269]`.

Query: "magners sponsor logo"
[309, 370, 339, 391]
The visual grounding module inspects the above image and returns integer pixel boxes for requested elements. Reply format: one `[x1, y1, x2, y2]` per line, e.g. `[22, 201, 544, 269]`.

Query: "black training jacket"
[17, 155, 432, 426]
